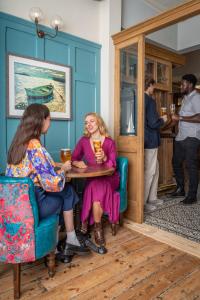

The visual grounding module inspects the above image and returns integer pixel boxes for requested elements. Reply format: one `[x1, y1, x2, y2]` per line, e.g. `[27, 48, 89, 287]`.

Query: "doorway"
[112, 1, 200, 225]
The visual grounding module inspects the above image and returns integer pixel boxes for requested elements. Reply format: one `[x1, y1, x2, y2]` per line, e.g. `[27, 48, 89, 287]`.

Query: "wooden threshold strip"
[124, 219, 200, 259]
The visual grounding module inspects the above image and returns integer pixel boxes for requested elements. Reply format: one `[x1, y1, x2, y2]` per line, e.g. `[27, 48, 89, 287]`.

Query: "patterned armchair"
[111, 156, 128, 235]
[0, 176, 59, 299]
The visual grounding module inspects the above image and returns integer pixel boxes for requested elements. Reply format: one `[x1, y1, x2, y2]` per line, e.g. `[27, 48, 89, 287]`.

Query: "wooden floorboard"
[0, 226, 200, 300]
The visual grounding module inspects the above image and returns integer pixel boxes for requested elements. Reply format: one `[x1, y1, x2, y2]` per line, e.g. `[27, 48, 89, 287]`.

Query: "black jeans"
[172, 137, 200, 198]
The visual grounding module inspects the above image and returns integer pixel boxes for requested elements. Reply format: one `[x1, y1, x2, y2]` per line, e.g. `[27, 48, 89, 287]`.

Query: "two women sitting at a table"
[6, 104, 89, 260]
[72, 112, 120, 246]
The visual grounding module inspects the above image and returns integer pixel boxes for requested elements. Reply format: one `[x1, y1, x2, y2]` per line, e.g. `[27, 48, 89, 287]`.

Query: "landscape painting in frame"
[8, 54, 71, 119]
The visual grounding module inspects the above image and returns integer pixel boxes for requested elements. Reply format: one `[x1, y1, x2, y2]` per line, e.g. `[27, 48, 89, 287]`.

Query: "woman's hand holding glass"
[61, 160, 72, 172]
[95, 148, 106, 164]
[161, 114, 168, 123]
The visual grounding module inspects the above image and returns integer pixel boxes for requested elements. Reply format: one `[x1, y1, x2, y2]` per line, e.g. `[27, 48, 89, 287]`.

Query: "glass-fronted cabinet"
[113, 35, 144, 223]
[145, 58, 154, 79]
[144, 57, 170, 90]
[157, 61, 169, 86]
[120, 44, 138, 135]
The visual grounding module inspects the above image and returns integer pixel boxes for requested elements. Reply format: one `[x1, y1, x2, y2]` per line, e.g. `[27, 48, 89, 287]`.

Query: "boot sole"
[64, 249, 90, 256]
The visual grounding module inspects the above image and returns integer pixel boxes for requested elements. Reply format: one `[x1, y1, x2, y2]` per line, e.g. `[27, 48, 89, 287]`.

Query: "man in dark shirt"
[144, 78, 168, 212]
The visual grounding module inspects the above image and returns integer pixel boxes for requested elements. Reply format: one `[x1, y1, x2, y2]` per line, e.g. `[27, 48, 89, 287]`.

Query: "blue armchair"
[111, 156, 128, 235]
[0, 176, 59, 299]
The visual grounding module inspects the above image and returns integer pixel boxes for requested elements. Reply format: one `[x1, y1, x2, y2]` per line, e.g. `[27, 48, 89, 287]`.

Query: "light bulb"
[29, 7, 43, 22]
[51, 15, 63, 30]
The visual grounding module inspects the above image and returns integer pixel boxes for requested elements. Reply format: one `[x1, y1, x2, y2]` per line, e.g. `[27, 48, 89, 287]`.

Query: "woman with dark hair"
[6, 103, 89, 259]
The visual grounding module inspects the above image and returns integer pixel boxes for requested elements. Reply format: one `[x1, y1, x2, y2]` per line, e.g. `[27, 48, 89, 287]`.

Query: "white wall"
[147, 25, 178, 51]
[122, 0, 158, 28]
[178, 15, 200, 52]
[99, 0, 121, 135]
[0, 0, 100, 43]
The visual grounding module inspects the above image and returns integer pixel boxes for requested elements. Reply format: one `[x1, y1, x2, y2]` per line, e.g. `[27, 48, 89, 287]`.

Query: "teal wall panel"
[75, 48, 96, 82]
[6, 28, 36, 55]
[0, 12, 101, 170]
[75, 81, 96, 141]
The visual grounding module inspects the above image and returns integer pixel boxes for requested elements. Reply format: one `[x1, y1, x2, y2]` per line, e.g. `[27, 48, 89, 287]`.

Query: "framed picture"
[7, 54, 71, 119]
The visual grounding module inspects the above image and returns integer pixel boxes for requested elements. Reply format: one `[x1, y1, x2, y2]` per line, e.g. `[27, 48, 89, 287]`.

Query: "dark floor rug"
[144, 196, 200, 243]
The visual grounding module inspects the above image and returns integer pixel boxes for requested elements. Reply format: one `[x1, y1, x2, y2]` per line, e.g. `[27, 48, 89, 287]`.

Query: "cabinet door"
[156, 59, 171, 91]
[115, 35, 145, 223]
[145, 58, 155, 80]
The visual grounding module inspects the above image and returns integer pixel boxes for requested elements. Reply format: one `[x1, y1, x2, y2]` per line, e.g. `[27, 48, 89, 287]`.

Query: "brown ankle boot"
[80, 221, 88, 234]
[111, 223, 117, 236]
[94, 222, 105, 246]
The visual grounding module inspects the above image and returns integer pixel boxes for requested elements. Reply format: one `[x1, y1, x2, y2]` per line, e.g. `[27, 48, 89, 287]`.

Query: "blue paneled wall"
[0, 12, 101, 170]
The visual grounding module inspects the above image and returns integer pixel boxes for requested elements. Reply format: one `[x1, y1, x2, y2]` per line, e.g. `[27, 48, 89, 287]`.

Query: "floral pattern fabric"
[0, 182, 35, 263]
[6, 139, 65, 192]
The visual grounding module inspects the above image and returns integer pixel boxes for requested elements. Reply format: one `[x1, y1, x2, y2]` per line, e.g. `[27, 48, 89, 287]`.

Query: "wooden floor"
[1, 226, 200, 300]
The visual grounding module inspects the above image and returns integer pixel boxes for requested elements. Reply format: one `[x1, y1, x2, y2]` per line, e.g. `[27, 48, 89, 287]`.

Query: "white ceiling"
[144, 0, 190, 12]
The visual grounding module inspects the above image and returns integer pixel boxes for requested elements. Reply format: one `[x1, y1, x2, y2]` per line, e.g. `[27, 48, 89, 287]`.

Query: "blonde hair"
[83, 112, 110, 137]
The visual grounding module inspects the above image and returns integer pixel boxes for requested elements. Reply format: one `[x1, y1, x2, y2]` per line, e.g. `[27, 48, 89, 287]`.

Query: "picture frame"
[7, 54, 72, 120]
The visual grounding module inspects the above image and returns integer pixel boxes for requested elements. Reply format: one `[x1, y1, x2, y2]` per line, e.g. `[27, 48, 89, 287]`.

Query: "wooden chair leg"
[119, 212, 124, 226]
[13, 263, 21, 299]
[46, 251, 56, 278]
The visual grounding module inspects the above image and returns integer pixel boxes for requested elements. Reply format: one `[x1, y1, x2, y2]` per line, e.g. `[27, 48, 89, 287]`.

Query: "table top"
[56, 163, 114, 178]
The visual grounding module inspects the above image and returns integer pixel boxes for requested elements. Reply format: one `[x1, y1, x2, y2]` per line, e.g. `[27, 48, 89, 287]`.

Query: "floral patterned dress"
[6, 139, 79, 221]
[6, 139, 65, 192]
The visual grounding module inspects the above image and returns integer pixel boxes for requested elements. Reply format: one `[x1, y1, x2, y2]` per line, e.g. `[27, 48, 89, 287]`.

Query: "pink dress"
[72, 136, 120, 224]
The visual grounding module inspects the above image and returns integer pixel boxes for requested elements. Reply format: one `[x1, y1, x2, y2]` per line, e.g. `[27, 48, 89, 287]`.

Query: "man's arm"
[161, 118, 178, 130]
[172, 113, 200, 123]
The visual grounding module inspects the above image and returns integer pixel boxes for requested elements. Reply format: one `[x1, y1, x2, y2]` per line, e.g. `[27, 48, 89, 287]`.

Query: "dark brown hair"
[182, 74, 197, 88]
[145, 78, 155, 90]
[7, 104, 50, 165]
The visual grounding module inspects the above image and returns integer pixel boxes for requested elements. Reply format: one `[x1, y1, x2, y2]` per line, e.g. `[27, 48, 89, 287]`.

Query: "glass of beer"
[60, 148, 71, 163]
[93, 139, 102, 153]
[170, 103, 175, 114]
[160, 107, 167, 116]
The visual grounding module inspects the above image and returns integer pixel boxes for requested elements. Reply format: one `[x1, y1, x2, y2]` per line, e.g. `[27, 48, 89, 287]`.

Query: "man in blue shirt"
[144, 78, 168, 212]
[170, 74, 200, 204]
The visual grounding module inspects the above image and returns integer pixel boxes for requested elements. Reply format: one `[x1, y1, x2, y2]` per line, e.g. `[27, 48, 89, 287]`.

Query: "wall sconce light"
[29, 7, 63, 38]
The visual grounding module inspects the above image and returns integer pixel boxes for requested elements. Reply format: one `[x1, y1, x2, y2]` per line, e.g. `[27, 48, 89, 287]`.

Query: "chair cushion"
[116, 157, 128, 213]
[35, 215, 59, 259]
[0, 178, 35, 263]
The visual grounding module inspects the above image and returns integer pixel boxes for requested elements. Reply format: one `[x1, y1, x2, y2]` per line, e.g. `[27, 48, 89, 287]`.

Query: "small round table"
[66, 165, 114, 179]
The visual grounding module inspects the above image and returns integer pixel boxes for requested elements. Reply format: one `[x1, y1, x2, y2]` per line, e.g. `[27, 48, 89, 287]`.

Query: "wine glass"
[170, 104, 175, 115]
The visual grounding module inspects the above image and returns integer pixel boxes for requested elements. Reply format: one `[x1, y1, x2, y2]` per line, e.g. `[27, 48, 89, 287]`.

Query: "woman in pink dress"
[72, 113, 120, 246]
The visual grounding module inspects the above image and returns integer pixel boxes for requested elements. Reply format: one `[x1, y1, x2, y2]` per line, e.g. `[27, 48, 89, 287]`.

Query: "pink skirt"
[81, 172, 120, 224]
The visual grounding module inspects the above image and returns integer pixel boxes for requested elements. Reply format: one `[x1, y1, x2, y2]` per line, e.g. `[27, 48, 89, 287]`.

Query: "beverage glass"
[170, 103, 175, 114]
[60, 149, 71, 163]
[160, 107, 167, 116]
[93, 139, 102, 153]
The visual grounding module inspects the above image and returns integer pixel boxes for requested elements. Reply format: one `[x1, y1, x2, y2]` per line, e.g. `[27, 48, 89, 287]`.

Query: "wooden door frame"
[112, 0, 200, 223]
